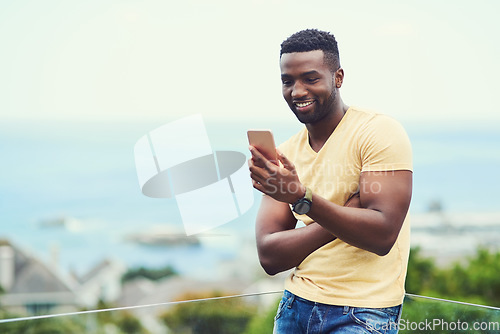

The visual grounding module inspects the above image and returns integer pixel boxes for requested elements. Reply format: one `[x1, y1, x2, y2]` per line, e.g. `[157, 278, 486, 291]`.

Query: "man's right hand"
[248, 146, 306, 204]
[344, 192, 361, 208]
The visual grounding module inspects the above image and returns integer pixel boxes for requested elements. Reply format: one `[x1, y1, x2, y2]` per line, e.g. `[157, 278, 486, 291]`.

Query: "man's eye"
[282, 80, 293, 86]
[305, 78, 319, 84]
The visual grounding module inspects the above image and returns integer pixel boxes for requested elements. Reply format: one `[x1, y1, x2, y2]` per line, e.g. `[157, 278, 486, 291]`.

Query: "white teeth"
[295, 101, 313, 108]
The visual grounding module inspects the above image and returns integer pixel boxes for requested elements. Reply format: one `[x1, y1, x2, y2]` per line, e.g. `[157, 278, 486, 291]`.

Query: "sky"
[0, 0, 499, 126]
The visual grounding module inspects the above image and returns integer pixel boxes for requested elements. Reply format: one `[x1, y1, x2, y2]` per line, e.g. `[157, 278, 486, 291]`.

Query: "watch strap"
[304, 186, 312, 202]
[292, 186, 312, 214]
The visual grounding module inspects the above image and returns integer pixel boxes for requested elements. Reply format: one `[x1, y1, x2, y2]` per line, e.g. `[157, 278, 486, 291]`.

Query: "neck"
[306, 100, 348, 152]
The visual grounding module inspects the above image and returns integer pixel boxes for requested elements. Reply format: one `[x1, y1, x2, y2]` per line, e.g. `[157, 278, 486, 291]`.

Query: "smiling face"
[280, 50, 341, 124]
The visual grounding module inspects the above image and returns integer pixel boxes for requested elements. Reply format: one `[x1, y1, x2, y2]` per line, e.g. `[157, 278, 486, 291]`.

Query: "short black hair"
[280, 29, 340, 72]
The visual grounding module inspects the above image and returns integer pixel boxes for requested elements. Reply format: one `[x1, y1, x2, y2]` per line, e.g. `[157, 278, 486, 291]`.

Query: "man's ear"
[335, 68, 344, 88]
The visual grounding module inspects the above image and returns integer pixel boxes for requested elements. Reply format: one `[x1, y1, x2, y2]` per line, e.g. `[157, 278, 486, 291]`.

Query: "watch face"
[294, 201, 311, 214]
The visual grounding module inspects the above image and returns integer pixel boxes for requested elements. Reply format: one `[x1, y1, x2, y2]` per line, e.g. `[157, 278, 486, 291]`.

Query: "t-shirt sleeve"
[358, 115, 413, 172]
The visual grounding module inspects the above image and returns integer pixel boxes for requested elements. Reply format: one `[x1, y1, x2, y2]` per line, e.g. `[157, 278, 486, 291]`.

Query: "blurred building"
[0, 239, 126, 315]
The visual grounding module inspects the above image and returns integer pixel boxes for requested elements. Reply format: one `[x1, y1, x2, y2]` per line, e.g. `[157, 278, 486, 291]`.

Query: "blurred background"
[1, 0, 499, 332]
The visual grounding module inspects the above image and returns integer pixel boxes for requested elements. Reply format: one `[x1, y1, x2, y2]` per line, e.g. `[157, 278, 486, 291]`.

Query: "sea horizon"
[1, 117, 499, 278]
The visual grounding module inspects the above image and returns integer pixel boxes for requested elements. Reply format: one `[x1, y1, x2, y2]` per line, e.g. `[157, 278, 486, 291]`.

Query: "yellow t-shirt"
[279, 106, 413, 308]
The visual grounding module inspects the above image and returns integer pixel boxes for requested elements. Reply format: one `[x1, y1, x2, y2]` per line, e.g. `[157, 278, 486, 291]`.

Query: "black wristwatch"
[292, 187, 312, 215]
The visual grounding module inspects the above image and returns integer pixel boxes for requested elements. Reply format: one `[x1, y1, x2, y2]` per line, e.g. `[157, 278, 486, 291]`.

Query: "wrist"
[290, 184, 307, 204]
[292, 186, 312, 215]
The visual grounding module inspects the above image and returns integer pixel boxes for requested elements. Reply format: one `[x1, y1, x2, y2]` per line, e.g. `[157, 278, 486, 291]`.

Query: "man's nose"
[291, 82, 307, 99]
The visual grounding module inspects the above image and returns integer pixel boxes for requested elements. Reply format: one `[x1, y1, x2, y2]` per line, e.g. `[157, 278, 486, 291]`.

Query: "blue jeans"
[273, 290, 402, 334]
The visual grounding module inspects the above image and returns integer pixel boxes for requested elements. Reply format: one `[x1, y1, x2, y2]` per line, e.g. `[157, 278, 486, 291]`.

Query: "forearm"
[249, 142, 411, 258]
[257, 222, 335, 275]
[305, 171, 412, 255]
[308, 194, 401, 256]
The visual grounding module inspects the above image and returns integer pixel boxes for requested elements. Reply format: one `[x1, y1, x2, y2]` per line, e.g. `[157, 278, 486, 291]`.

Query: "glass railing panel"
[2, 291, 500, 333]
[400, 294, 500, 334]
[0, 291, 283, 334]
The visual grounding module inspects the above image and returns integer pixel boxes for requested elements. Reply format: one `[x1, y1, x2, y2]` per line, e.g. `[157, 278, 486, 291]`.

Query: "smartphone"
[247, 129, 278, 165]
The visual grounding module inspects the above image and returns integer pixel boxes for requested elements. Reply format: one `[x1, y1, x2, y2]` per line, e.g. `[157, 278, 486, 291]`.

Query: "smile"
[294, 101, 314, 108]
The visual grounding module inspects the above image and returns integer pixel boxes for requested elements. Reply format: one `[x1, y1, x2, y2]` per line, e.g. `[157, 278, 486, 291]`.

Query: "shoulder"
[344, 106, 409, 141]
[347, 106, 404, 131]
[350, 108, 412, 171]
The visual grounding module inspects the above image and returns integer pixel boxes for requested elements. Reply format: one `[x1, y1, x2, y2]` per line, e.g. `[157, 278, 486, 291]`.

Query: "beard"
[292, 88, 336, 124]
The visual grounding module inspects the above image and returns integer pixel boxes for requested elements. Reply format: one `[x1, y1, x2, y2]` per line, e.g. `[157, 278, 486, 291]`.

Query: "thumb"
[277, 149, 295, 171]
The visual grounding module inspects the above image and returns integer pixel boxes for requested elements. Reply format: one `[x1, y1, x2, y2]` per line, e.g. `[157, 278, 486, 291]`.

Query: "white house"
[0, 238, 126, 316]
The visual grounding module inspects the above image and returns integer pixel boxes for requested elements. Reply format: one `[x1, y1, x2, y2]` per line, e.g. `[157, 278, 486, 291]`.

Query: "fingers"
[251, 179, 265, 192]
[344, 192, 362, 208]
[248, 147, 278, 195]
[249, 167, 268, 186]
[249, 146, 278, 171]
[248, 145, 265, 166]
[249, 164, 275, 195]
[249, 146, 302, 202]
[248, 148, 273, 186]
[277, 149, 295, 171]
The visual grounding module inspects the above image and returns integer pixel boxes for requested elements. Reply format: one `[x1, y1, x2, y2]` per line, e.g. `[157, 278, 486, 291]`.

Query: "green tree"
[0, 312, 86, 334]
[117, 311, 147, 334]
[93, 300, 149, 334]
[122, 265, 177, 283]
[243, 299, 279, 334]
[406, 246, 500, 306]
[160, 292, 256, 334]
[405, 247, 439, 295]
[401, 246, 500, 333]
[400, 296, 500, 334]
[448, 248, 500, 305]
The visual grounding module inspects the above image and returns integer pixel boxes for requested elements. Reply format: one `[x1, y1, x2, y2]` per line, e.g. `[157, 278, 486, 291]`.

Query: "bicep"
[255, 195, 297, 240]
[359, 170, 412, 227]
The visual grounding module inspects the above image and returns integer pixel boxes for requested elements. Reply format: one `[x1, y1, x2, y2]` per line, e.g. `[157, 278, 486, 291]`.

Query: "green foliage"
[117, 311, 147, 334]
[122, 265, 177, 283]
[400, 246, 500, 333]
[0, 302, 148, 334]
[400, 296, 500, 334]
[447, 248, 500, 304]
[406, 246, 500, 306]
[95, 299, 114, 325]
[160, 291, 256, 334]
[0, 311, 86, 334]
[405, 247, 438, 294]
[243, 299, 279, 334]
[94, 300, 149, 334]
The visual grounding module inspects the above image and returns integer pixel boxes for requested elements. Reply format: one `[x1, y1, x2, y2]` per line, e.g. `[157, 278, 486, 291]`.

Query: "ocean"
[1, 117, 499, 279]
